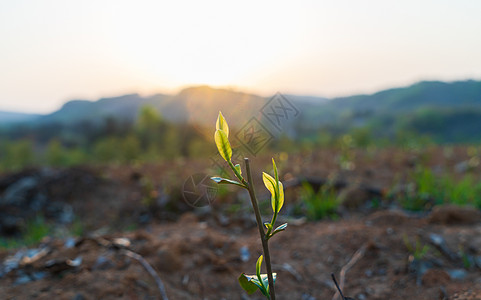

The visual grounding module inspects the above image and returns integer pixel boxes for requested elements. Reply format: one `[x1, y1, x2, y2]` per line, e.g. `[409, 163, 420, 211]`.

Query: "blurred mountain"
[2, 80, 481, 143]
[38, 94, 170, 125]
[297, 80, 481, 142]
[0, 111, 41, 125]
[301, 80, 481, 123]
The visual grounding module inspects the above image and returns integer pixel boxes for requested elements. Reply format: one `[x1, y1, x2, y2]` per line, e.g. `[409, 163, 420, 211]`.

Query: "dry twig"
[331, 243, 368, 300]
[121, 249, 169, 300]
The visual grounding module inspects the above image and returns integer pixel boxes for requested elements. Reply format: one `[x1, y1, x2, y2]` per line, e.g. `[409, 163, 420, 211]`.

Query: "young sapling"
[211, 112, 286, 300]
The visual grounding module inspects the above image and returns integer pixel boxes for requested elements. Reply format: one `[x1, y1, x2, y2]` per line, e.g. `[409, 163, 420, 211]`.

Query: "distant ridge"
[2, 80, 481, 143]
[0, 110, 41, 125]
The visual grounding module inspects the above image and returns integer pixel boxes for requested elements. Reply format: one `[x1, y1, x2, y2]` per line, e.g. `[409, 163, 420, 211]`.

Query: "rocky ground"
[1, 147, 481, 299]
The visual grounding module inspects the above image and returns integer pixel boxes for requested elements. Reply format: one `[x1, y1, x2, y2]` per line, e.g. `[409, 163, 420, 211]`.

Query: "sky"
[1, 0, 481, 114]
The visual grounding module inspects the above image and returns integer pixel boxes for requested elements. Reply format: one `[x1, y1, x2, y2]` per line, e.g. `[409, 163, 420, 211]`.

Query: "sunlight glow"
[1, 0, 481, 112]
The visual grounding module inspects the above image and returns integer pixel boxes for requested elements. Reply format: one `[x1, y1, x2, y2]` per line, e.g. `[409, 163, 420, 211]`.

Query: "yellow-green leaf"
[263, 171, 284, 213]
[272, 158, 279, 184]
[276, 181, 284, 213]
[256, 255, 266, 291]
[262, 172, 276, 196]
[238, 273, 259, 295]
[215, 129, 232, 162]
[238, 273, 276, 297]
[216, 111, 229, 137]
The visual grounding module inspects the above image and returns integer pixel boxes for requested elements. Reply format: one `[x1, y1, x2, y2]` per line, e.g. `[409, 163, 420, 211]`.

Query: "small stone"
[72, 293, 86, 300]
[92, 256, 114, 271]
[357, 293, 367, 300]
[240, 246, 250, 262]
[1, 177, 38, 206]
[64, 237, 76, 249]
[301, 293, 315, 300]
[447, 269, 468, 280]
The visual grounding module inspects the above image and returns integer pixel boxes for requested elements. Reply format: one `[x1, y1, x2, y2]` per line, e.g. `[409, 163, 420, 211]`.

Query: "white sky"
[1, 0, 481, 113]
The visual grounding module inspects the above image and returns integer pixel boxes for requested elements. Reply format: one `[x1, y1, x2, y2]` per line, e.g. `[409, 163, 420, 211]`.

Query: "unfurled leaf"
[276, 181, 284, 213]
[270, 223, 287, 237]
[210, 177, 244, 188]
[215, 129, 232, 162]
[260, 272, 276, 294]
[234, 163, 242, 176]
[272, 159, 284, 213]
[272, 158, 279, 186]
[262, 172, 276, 197]
[262, 172, 284, 214]
[216, 111, 229, 137]
[255, 255, 269, 295]
[256, 255, 263, 283]
[238, 273, 277, 297]
[238, 273, 259, 295]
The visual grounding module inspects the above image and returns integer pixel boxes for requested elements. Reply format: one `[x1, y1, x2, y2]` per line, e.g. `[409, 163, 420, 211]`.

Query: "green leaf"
[276, 181, 284, 213]
[256, 255, 263, 283]
[261, 273, 277, 294]
[238, 273, 277, 297]
[264, 222, 272, 231]
[262, 172, 276, 198]
[216, 111, 229, 137]
[274, 223, 288, 232]
[256, 254, 270, 295]
[210, 177, 244, 188]
[262, 172, 284, 214]
[234, 163, 242, 175]
[272, 158, 279, 188]
[272, 158, 284, 212]
[215, 129, 232, 162]
[270, 223, 287, 238]
[238, 273, 259, 295]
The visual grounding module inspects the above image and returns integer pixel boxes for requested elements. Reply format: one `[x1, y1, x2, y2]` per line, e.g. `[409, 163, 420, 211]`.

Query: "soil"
[1, 147, 481, 299]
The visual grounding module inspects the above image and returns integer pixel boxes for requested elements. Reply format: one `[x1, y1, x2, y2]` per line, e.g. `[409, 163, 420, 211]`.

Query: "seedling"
[403, 234, 430, 260]
[211, 112, 286, 299]
[300, 181, 339, 220]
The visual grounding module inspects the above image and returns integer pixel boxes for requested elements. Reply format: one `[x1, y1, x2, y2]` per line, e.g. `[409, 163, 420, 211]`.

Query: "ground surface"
[1, 147, 481, 299]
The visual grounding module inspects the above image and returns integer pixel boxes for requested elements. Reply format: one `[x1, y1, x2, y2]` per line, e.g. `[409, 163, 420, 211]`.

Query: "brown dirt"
[1, 212, 481, 299]
[1, 147, 481, 299]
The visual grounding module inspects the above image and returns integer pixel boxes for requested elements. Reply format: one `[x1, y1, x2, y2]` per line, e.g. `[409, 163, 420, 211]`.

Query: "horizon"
[0, 78, 479, 116]
[2, 1, 481, 114]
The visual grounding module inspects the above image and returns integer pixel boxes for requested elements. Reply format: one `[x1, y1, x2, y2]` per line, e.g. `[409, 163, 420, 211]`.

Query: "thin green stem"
[228, 160, 248, 188]
[244, 158, 276, 300]
[266, 211, 278, 239]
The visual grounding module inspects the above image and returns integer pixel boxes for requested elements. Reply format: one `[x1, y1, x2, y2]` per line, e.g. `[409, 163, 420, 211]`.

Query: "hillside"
[36, 94, 170, 125]
[2, 80, 481, 143]
[0, 111, 41, 125]
[299, 80, 481, 142]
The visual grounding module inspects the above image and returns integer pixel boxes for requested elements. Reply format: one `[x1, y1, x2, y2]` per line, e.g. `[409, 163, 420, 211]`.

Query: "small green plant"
[300, 181, 339, 220]
[0, 216, 52, 249]
[458, 245, 473, 269]
[403, 234, 430, 260]
[211, 112, 286, 299]
[399, 167, 481, 211]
